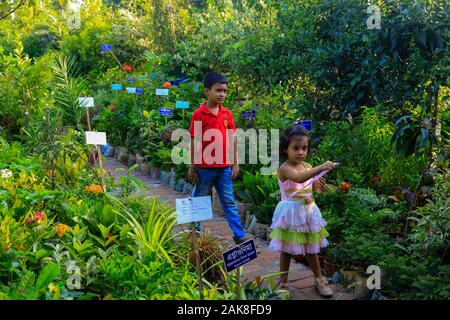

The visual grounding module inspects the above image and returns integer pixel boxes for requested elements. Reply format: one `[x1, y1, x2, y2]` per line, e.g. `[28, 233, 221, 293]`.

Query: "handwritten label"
[156, 88, 169, 96]
[111, 84, 122, 91]
[294, 119, 312, 132]
[176, 196, 213, 225]
[100, 44, 112, 51]
[176, 101, 189, 109]
[85, 131, 107, 145]
[158, 108, 173, 117]
[223, 239, 258, 273]
[79, 97, 94, 108]
[241, 110, 256, 119]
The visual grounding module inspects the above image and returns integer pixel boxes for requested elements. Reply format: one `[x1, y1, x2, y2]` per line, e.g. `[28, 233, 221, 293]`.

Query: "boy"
[188, 72, 250, 245]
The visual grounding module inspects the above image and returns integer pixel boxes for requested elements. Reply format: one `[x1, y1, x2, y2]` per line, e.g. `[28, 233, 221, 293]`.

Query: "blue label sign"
[176, 101, 189, 109]
[294, 119, 312, 132]
[136, 87, 143, 94]
[126, 77, 136, 82]
[100, 44, 112, 51]
[158, 108, 173, 116]
[111, 84, 122, 91]
[126, 87, 136, 94]
[242, 110, 256, 119]
[222, 239, 257, 273]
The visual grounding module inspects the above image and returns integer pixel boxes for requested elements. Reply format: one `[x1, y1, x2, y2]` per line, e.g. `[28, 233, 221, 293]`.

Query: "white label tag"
[79, 97, 94, 108]
[176, 196, 213, 224]
[85, 131, 107, 145]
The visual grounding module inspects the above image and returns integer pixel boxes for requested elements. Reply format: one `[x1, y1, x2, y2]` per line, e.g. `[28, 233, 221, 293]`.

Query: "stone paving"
[103, 157, 354, 300]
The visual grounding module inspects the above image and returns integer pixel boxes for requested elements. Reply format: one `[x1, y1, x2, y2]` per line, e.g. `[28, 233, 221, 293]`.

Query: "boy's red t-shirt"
[189, 102, 236, 168]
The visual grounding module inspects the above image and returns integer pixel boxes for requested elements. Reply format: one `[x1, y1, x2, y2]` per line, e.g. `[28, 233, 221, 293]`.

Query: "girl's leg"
[305, 253, 322, 278]
[306, 253, 333, 297]
[279, 252, 291, 286]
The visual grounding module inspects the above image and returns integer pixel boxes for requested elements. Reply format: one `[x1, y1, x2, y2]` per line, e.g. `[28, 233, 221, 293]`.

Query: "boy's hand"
[188, 165, 199, 184]
[231, 164, 240, 180]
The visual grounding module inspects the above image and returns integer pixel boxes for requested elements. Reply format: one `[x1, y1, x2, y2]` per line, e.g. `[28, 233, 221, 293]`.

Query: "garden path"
[103, 157, 354, 300]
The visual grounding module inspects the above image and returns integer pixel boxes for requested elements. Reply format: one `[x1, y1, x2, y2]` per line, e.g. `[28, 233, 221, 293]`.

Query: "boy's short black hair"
[280, 124, 312, 161]
[203, 72, 228, 89]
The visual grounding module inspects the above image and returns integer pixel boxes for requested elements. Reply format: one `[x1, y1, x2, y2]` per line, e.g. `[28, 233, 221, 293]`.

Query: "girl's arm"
[280, 161, 335, 184]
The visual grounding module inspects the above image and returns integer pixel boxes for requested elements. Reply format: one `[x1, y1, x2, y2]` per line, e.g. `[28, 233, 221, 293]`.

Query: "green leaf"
[35, 263, 60, 290]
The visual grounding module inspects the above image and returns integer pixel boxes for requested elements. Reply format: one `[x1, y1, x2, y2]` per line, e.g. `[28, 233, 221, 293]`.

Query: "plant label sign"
[79, 97, 94, 108]
[111, 84, 122, 91]
[223, 239, 258, 273]
[176, 196, 213, 225]
[135, 87, 143, 95]
[158, 108, 173, 117]
[100, 44, 112, 51]
[294, 119, 312, 132]
[126, 77, 136, 83]
[241, 110, 256, 119]
[176, 101, 189, 109]
[126, 87, 136, 94]
[85, 131, 107, 146]
[156, 88, 169, 96]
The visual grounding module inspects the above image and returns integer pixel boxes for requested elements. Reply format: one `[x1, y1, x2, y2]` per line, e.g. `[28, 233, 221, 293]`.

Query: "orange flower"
[83, 184, 104, 194]
[55, 224, 70, 237]
[162, 81, 171, 88]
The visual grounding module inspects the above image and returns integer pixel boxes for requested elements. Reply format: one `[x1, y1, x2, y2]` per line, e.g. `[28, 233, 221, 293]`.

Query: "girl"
[269, 124, 336, 297]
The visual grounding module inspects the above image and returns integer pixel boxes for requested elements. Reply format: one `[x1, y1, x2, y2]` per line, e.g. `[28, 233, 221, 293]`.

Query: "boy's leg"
[192, 168, 215, 231]
[214, 166, 246, 241]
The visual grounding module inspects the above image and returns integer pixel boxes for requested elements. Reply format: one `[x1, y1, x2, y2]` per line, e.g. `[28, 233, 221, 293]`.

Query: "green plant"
[114, 164, 145, 196]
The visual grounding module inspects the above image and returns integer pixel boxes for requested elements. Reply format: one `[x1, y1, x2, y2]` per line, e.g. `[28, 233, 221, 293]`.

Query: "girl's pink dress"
[269, 162, 329, 255]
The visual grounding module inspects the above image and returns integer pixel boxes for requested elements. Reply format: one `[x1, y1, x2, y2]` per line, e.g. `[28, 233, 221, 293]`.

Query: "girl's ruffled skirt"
[269, 200, 329, 255]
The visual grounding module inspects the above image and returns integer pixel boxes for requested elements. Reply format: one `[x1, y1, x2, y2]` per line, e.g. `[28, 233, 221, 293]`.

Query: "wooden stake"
[109, 51, 125, 71]
[191, 222, 204, 299]
[96, 145, 106, 192]
[236, 267, 241, 300]
[86, 109, 92, 131]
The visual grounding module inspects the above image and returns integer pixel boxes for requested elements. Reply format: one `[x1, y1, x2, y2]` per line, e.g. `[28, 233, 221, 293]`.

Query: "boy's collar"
[201, 102, 225, 114]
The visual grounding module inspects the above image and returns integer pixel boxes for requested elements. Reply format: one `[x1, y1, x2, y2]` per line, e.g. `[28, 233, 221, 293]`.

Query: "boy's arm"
[188, 137, 199, 184]
[188, 112, 200, 184]
[230, 112, 239, 180]
[231, 133, 239, 180]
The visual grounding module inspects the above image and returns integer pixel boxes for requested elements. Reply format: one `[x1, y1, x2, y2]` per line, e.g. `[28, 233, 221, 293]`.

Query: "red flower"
[109, 105, 117, 111]
[123, 65, 132, 72]
[372, 175, 381, 183]
[338, 182, 351, 191]
[34, 211, 45, 222]
[162, 81, 171, 88]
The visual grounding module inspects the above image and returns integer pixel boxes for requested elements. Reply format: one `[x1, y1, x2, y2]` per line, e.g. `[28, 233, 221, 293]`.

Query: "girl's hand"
[313, 177, 326, 193]
[319, 161, 335, 172]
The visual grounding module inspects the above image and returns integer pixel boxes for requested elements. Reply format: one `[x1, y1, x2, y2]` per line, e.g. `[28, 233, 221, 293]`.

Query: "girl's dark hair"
[279, 124, 312, 161]
[203, 72, 227, 89]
